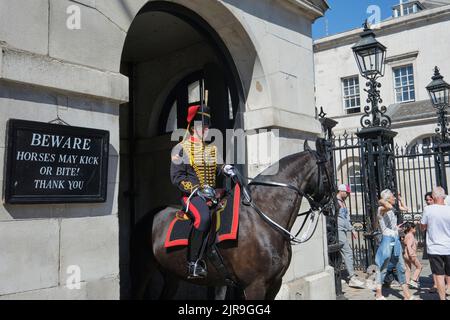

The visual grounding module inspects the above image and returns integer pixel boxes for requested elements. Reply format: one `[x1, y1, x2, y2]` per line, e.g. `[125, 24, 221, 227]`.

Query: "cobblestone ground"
[339, 253, 449, 300]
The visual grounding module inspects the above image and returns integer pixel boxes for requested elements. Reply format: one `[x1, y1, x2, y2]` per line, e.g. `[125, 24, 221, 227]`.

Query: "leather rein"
[235, 149, 335, 245]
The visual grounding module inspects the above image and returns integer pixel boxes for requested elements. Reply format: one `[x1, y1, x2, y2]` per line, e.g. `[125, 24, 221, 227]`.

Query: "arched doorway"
[119, 1, 244, 299]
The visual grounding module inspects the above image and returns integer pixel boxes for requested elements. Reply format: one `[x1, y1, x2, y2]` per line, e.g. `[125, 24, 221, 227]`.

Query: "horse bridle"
[235, 148, 335, 245]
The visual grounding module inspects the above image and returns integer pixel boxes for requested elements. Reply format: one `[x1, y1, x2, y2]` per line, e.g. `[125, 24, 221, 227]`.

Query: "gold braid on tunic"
[182, 139, 217, 188]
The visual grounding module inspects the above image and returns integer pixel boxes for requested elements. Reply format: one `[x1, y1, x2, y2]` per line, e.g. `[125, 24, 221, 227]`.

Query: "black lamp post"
[352, 21, 391, 129]
[426, 67, 450, 192]
[353, 22, 399, 267]
[426, 67, 450, 144]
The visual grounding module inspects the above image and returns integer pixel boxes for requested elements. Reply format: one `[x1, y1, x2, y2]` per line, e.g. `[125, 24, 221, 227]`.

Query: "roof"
[420, 0, 450, 9]
[386, 99, 437, 122]
[392, 0, 426, 10]
[314, 4, 450, 51]
[285, 0, 330, 20]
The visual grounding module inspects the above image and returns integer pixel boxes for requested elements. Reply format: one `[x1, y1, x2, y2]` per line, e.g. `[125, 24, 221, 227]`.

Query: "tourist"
[403, 222, 422, 289]
[374, 189, 413, 300]
[337, 184, 365, 289]
[420, 187, 450, 300]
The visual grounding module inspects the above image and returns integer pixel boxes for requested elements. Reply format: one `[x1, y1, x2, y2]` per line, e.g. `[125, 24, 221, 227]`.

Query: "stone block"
[243, 107, 322, 134]
[72, 0, 95, 8]
[267, 72, 300, 113]
[265, 8, 312, 49]
[108, 155, 119, 184]
[95, 0, 147, 32]
[0, 0, 49, 55]
[86, 276, 120, 300]
[278, 270, 335, 300]
[0, 48, 128, 104]
[0, 284, 88, 300]
[288, 218, 326, 279]
[0, 219, 59, 295]
[89, 182, 119, 216]
[60, 98, 120, 154]
[49, 0, 127, 72]
[0, 146, 4, 181]
[0, 82, 58, 148]
[60, 215, 119, 284]
[0, 201, 53, 221]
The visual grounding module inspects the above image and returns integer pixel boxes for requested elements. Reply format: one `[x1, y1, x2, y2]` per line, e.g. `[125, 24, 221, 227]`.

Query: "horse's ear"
[316, 138, 331, 160]
[315, 138, 326, 155]
[304, 139, 311, 151]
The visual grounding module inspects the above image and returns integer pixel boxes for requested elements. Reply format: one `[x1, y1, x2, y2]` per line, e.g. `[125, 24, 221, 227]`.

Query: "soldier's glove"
[222, 164, 236, 177]
[197, 186, 217, 204]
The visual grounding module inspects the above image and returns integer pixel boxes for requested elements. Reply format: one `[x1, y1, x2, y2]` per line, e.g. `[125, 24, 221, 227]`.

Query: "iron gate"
[331, 131, 450, 270]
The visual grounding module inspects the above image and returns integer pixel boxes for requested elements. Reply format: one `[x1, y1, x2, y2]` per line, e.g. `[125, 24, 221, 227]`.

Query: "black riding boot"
[187, 229, 207, 279]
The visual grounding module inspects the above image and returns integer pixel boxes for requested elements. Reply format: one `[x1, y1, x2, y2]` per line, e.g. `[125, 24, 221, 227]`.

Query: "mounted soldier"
[170, 97, 235, 279]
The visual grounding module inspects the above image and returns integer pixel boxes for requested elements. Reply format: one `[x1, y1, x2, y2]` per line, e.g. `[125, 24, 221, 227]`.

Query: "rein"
[234, 150, 334, 245]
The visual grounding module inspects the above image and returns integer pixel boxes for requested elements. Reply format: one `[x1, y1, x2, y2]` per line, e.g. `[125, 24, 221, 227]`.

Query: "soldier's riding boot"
[187, 229, 207, 279]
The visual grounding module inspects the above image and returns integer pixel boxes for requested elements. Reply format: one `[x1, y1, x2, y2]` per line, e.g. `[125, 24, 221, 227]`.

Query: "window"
[188, 81, 201, 104]
[348, 165, 363, 193]
[394, 65, 415, 103]
[342, 76, 361, 114]
[165, 101, 178, 133]
[159, 71, 237, 134]
[403, 4, 416, 16]
[393, 2, 421, 17]
[407, 135, 438, 156]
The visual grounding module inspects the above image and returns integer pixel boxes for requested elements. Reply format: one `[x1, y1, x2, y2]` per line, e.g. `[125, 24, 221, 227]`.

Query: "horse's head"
[303, 138, 335, 212]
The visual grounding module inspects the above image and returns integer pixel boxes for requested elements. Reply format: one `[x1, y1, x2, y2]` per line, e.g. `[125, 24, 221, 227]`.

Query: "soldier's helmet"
[187, 104, 211, 127]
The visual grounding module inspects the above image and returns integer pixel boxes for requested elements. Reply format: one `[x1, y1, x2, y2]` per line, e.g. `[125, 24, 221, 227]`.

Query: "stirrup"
[187, 260, 207, 279]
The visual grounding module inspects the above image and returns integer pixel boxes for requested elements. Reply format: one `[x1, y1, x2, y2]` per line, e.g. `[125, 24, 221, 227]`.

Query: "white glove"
[223, 164, 236, 177]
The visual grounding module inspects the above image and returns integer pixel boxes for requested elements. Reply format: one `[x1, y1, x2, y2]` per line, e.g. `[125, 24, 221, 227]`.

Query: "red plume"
[187, 105, 200, 123]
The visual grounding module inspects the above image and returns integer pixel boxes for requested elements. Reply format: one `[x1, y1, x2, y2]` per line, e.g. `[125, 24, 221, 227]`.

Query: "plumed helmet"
[187, 104, 211, 127]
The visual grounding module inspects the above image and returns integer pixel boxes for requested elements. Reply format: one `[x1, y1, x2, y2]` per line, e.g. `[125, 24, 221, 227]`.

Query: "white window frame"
[348, 165, 363, 193]
[341, 76, 361, 114]
[393, 64, 416, 104]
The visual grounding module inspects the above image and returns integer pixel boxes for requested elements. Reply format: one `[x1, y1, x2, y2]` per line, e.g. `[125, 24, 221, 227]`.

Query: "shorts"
[428, 254, 450, 276]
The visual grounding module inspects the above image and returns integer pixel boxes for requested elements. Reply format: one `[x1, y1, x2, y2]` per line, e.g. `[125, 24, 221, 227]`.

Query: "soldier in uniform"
[170, 103, 234, 279]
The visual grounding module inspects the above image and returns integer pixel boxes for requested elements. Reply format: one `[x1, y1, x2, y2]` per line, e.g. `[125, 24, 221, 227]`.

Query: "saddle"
[175, 188, 227, 221]
[165, 184, 242, 286]
[165, 184, 241, 248]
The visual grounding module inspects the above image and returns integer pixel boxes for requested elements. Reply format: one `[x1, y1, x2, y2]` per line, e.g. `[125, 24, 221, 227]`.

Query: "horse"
[130, 139, 335, 300]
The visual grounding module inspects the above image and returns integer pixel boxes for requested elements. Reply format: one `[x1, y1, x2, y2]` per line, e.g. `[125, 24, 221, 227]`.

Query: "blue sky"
[313, 0, 401, 39]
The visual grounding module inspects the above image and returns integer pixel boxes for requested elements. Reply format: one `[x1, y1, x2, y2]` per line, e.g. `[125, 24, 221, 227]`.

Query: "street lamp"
[352, 21, 391, 128]
[427, 66, 450, 143]
[352, 21, 386, 80]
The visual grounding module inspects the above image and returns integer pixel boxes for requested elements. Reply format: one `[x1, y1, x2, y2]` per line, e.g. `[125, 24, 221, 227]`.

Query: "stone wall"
[0, 0, 127, 299]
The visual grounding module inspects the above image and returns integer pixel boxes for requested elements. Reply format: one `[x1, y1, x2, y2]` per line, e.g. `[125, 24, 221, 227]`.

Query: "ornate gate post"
[357, 126, 399, 265]
[427, 67, 450, 193]
[433, 143, 450, 193]
[351, 21, 400, 266]
[318, 108, 344, 298]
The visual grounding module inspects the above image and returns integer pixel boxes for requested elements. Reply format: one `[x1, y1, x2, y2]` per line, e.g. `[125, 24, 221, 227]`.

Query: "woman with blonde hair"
[374, 189, 414, 300]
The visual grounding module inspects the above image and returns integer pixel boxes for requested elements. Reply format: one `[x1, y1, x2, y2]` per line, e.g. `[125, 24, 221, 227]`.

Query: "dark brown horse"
[131, 139, 334, 300]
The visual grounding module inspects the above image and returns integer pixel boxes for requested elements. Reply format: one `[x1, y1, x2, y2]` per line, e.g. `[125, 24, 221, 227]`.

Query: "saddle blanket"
[164, 184, 241, 248]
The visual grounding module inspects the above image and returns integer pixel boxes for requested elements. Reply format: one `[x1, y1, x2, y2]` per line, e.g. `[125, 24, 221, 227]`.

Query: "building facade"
[0, 0, 334, 300]
[314, 0, 450, 223]
[314, 0, 450, 147]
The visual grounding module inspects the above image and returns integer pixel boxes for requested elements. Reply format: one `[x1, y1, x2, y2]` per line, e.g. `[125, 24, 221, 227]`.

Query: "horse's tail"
[130, 206, 167, 300]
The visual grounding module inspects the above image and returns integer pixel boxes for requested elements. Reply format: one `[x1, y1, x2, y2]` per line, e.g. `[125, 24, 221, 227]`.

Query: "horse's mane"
[252, 150, 312, 181]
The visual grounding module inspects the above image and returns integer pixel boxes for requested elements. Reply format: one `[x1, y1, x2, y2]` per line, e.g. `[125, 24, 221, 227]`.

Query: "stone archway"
[118, 0, 256, 299]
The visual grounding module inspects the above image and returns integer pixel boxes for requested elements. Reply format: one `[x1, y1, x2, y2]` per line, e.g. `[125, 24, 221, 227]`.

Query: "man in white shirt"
[421, 186, 450, 300]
